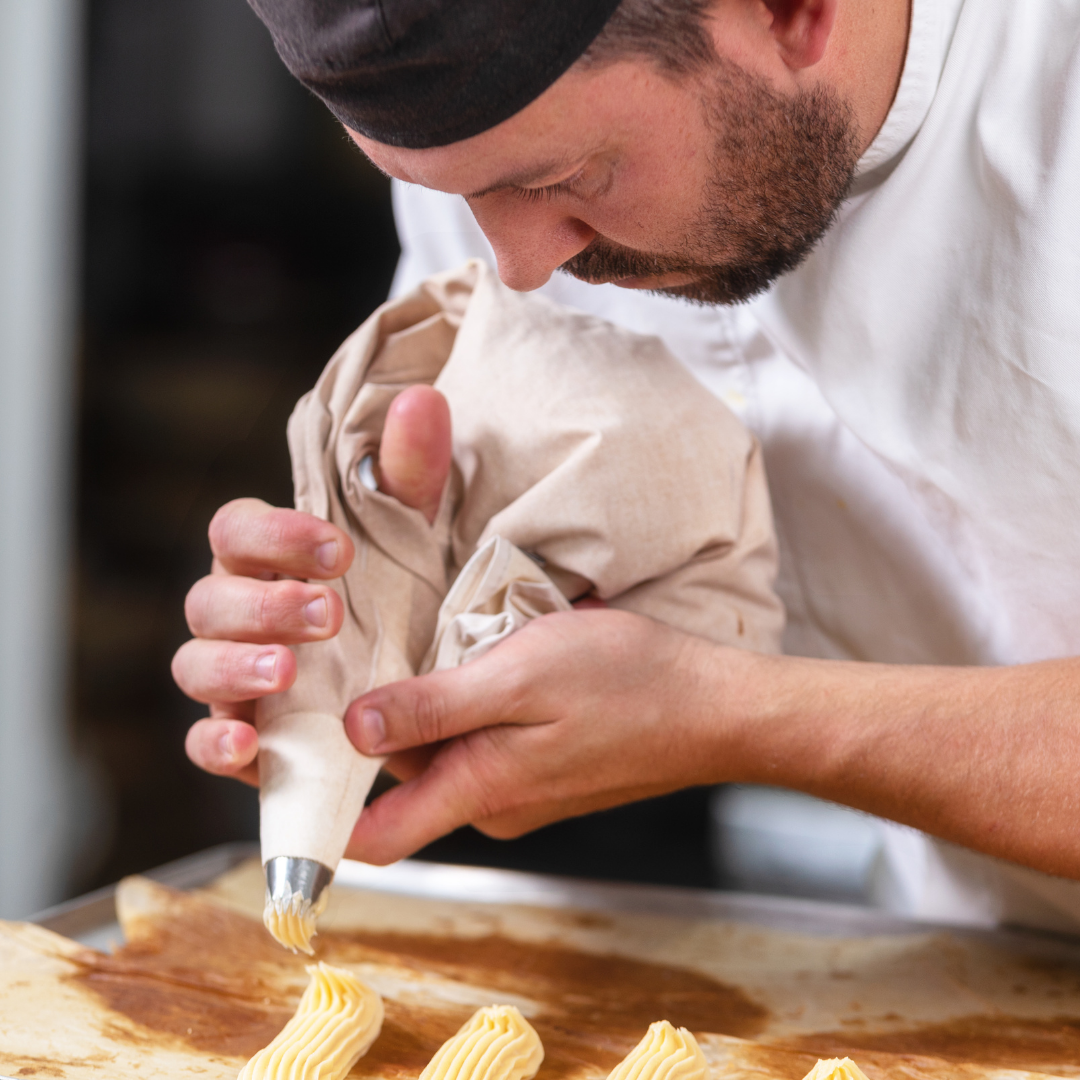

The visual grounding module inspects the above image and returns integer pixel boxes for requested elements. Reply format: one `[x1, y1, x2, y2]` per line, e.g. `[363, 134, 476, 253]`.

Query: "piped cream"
[238, 961, 383, 1080]
[606, 1021, 707, 1080]
[419, 1005, 544, 1080]
[801, 1060, 872, 1080]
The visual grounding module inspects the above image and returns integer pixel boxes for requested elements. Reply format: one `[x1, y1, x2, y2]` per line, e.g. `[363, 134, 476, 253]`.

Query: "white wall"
[0, 0, 83, 917]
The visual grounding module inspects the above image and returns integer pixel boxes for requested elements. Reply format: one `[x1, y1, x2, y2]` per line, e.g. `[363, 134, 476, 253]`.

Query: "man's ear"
[761, 0, 836, 69]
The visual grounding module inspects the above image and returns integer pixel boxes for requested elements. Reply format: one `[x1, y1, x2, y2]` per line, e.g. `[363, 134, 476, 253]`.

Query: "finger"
[381, 745, 440, 783]
[185, 718, 260, 786]
[345, 736, 507, 863]
[472, 780, 681, 840]
[210, 555, 275, 581]
[378, 386, 452, 525]
[184, 574, 344, 643]
[210, 699, 255, 722]
[208, 498, 354, 579]
[347, 736, 681, 864]
[172, 639, 296, 704]
[344, 646, 528, 756]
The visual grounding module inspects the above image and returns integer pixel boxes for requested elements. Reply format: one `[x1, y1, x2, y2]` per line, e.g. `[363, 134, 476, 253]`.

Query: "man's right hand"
[174, 498, 354, 785]
[175, 383, 452, 786]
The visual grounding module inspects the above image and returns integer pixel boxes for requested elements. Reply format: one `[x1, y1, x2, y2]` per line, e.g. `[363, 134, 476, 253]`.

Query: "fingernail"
[217, 731, 235, 764]
[361, 708, 385, 752]
[255, 651, 277, 683]
[315, 540, 338, 571]
[304, 596, 328, 627]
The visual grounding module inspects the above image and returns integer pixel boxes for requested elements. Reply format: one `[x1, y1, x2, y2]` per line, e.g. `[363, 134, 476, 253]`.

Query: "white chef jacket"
[388, 0, 1080, 932]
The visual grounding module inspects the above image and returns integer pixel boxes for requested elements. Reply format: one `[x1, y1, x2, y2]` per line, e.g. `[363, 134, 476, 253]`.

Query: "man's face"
[353, 42, 860, 303]
[563, 57, 858, 304]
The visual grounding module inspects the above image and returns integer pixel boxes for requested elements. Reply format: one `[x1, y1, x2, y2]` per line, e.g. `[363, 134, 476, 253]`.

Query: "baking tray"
[28, 842, 1080, 965]
[14, 844, 1080, 1080]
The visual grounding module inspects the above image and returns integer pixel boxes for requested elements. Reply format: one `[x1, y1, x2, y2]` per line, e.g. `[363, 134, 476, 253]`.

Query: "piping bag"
[258, 536, 570, 952]
[254, 260, 785, 952]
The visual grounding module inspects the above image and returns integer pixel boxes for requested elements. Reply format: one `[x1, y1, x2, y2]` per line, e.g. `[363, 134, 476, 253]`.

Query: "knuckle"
[253, 581, 277, 633]
[455, 735, 513, 822]
[411, 683, 451, 743]
[269, 579, 312, 628]
[260, 507, 295, 552]
[215, 646, 246, 693]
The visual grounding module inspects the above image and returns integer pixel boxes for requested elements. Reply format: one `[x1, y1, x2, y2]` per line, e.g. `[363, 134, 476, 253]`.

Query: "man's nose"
[468, 197, 596, 292]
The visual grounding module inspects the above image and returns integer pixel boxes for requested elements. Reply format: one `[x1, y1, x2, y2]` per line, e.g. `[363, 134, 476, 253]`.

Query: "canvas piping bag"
[255, 259, 784, 874]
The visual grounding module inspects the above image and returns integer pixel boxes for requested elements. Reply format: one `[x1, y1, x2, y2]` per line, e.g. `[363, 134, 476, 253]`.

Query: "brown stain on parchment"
[77, 968, 294, 1057]
[785, 1013, 1080, 1071]
[69, 884, 766, 1075]
[66, 887, 307, 1057]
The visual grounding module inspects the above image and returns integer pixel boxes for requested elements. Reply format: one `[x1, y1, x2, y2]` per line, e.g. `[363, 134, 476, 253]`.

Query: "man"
[174, 0, 1080, 926]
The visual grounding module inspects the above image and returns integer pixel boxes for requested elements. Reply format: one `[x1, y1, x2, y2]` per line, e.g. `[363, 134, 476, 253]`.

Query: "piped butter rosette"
[801, 1060, 871, 1080]
[238, 961, 383, 1080]
[607, 1021, 707, 1080]
[420, 1005, 544, 1080]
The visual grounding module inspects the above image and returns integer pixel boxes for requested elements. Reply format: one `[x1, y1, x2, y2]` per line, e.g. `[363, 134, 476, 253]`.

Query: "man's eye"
[512, 167, 587, 204]
[514, 182, 568, 204]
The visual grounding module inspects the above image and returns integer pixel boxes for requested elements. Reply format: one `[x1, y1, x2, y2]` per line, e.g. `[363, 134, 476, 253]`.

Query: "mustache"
[559, 236, 807, 306]
[560, 240, 704, 284]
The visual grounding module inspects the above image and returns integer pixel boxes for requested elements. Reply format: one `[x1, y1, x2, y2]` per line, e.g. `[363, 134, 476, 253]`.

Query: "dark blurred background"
[74, 0, 719, 897]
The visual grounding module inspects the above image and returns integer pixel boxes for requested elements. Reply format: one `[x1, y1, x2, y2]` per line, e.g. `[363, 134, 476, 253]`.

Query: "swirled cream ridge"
[263, 887, 329, 955]
[801, 1059, 871, 1080]
[420, 1005, 544, 1080]
[238, 961, 383, 1080]
[607, 1021, 707, 1080]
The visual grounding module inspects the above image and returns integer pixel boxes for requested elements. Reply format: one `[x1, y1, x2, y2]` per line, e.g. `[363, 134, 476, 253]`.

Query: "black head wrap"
[247, 0, 623, 149]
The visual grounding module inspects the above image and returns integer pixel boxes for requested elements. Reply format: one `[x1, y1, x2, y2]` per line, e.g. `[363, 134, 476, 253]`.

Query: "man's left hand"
[343, 608, 732, 864]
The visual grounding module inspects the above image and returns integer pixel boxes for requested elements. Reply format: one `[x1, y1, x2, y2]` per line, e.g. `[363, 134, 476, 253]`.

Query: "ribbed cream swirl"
[801, 1059, 871, 1080]
[263, 888, 329, 955]
[607, 1022, 707, 1080]
[238, 961, 383, 1080]
[419, 1005, 544, 1080]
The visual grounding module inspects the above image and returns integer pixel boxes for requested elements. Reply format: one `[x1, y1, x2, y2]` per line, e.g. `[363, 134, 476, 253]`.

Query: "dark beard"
[560, 61, 860, 305]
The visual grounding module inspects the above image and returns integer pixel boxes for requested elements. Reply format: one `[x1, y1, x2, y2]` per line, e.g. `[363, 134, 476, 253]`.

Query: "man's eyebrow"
[465, 159, 578, 200]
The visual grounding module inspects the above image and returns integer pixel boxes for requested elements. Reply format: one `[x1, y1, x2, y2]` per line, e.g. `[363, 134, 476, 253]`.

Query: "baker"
[173, 0, 1080, 928]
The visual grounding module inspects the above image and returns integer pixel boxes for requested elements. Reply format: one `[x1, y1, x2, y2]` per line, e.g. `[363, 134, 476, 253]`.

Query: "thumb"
[378, 385, 452, 525]
[343, 649, 525, 756]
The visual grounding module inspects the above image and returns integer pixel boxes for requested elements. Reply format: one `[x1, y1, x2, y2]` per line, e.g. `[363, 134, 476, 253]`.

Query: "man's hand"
[341, 608, 732, 864]
[175, 499, 355, 785]
[176, 385, 452, 785]
[342, 611, 1080, 880]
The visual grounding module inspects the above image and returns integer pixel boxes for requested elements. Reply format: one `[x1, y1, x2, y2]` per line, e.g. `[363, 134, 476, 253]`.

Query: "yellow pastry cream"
[238, 961, 383, 1080]
[801, 1060, 871, 1080]
[419, 1005, 544, 1080]
[607, 1021, 707, 1080]
[263, 887, 329, 955]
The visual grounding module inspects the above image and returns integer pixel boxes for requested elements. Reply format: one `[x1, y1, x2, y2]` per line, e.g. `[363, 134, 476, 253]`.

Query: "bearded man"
[173, 0, 1080, 929]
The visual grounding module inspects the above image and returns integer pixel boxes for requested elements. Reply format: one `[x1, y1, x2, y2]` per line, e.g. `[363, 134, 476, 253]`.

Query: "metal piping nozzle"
[265, 855, 334, 912]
